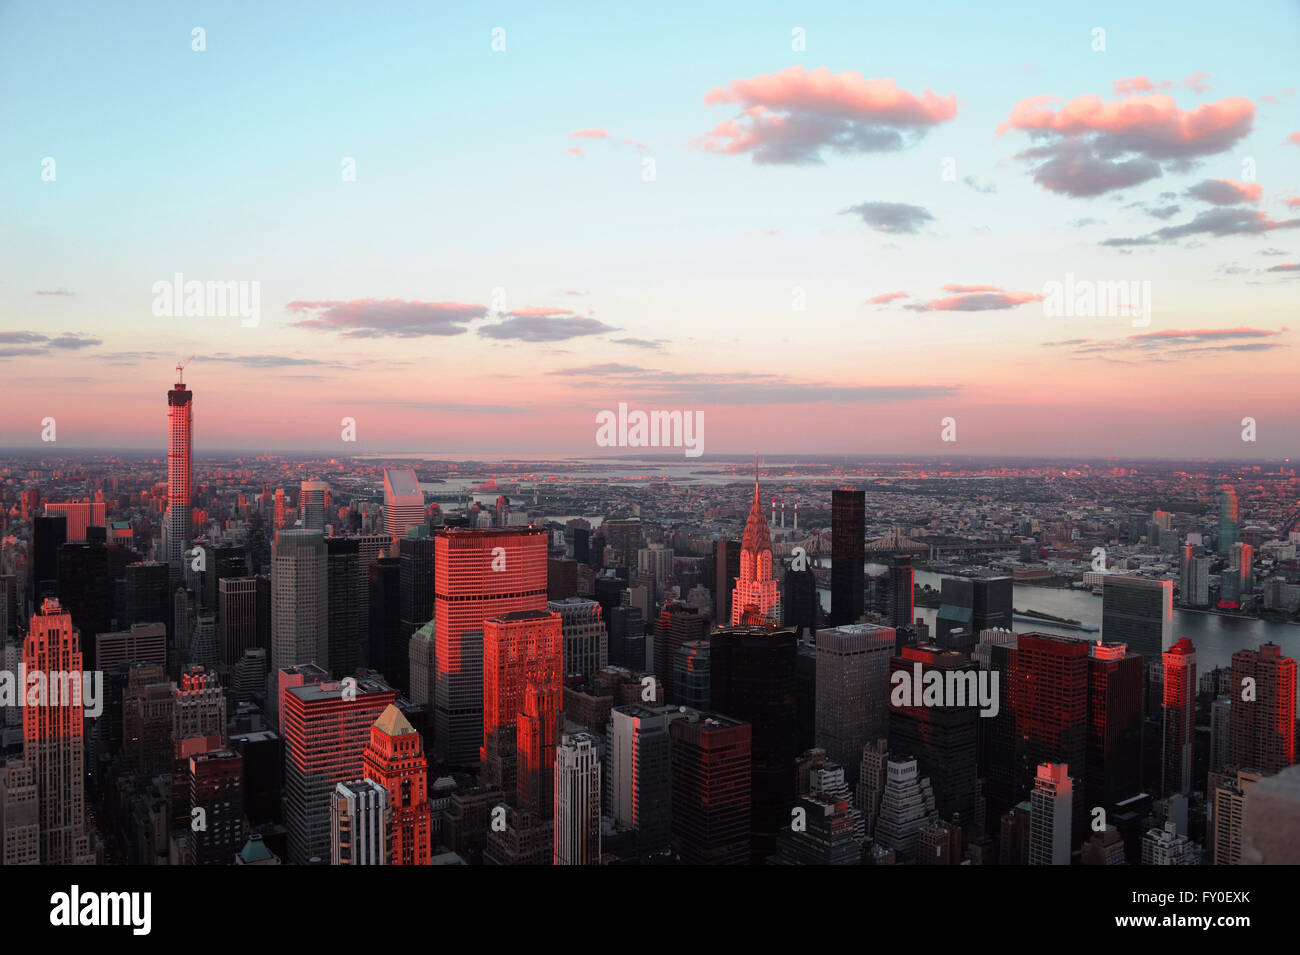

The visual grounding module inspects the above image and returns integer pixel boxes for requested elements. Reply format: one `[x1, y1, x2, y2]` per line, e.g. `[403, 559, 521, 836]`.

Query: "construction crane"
[176, 355, 193, 384]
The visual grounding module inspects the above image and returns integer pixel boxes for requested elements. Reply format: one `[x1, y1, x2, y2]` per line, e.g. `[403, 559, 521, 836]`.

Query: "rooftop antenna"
[176, 355, 194, 384]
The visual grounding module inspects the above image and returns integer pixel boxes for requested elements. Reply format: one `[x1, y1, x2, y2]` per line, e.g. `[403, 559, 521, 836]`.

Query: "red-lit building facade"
[363, 704, 432, 865]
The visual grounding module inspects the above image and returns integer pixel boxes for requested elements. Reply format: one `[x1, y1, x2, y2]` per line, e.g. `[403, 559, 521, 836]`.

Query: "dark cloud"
[477, 315, 616, 342]
[963, 175, 997, 194]
[839, 201, 935, 234]
[286, 298, 486, 337]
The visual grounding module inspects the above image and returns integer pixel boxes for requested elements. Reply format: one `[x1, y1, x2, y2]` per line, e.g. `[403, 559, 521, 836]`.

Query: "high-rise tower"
[433, 527, 549, 765]
[830, 488, 865, 626]
[362, 704, 432, 865]
[166, 366, 193, 582]
[730, 477, 780, 627]
[23, 599, 94, 864]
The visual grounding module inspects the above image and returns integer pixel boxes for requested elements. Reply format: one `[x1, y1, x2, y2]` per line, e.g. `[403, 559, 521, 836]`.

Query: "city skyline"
[3, 1, 1299, 457]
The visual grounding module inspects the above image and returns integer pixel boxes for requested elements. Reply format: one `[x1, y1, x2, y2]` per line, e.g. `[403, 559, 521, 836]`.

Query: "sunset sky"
[2, 0, 1297, 457]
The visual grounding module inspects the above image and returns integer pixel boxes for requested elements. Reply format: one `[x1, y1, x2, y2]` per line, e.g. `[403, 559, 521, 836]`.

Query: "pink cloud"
[698, 66, 957, 163]
[998, 93, 1254, 154]
[999, 92, 1255, 197]
[509, 307, 577, 317]
[624, 136, 650, 151]
[1112, 76, 1169, 96]
[570, 129, 609, 139]
[867, 291, 908, 304]
[1183, 72, 1213, 95]
[1286, 197, 1300, 208]
[1288, 132, 1300, 145]
[906, 288, 1043, 312]
[565, 146, 584, 157]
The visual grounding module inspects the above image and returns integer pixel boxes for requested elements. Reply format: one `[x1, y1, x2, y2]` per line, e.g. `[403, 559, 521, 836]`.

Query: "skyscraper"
[1161, 638, 1197, 797]
[609, 704, 675, 855]
[30, 515, 66, 605]
[1218, 487, 1239, 556]
[362, 705, 432, 865]
[710, 624, 798, 863]
[713, 538, 740, 627]
[217, 577, 261, 667]
[187, 748, 246, 864]
[397, 532, 436, 695]
[554, 732, 601, 865]
[325, 538, 363, 679]
[888, 643, 979, 829]
[669, 711, 751, 864]
[888, 555, 915, 630]
[383, 467, 425, 545]
[481, 609, 564, 798]
[166, 370, 193, 583]
[299, 480, 328, 531]
[1086, 641, 1143, 810]
[330, 779, 391, 865]
[282, 676, 397, 864]
[1229, 642, 1297, 776]
[271, 529, 327, 674]
[936, 576, 1013, 643]
[830, 488, 865, 626]
[814, 623, 895, 782]
[548, 597, 607, 683]
[1101, 575, 1172, 666]
[1028, 763, 1073, 865]
[23, 599, 94, 864]
[434, 527, 548, 765]
[730, 480, 780, 626]
[1006, 632, 1090, 839]
[654, 601, 709, 702]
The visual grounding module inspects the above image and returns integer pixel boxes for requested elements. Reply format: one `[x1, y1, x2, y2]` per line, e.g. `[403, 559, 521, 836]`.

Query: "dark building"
[368, 556, 402, 682]
[573, 527, 590, 566]
[830, 488, 865, 626]
[594, 574, 629, 627]
[935, 576, 1013, 642]
[607, 605, 646, 671]
[125, 560, 171, 631]
[325, 538, 363, 680]
[397, 533, 436, 694]
[1100, 576, 1171, 669]
[669, 712, 751, 865]
[709, 625, 798, 863]
[888, 644, 979, 829]
[713, 538, 741, 629]
[781, 564, 819, 641]
[188, 749, 246, 865]
[547, 557, 579, 601]
[56, 539, 112, 669]
[202, 542, 249, 612]
[31, 514, 67, 604]
[888, 555, 915, 630]
[653, 602, 708, 704]
[794, 641, 817, 754]
[1086, 642, 1144, 811]
[230, 730, 283, 828]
